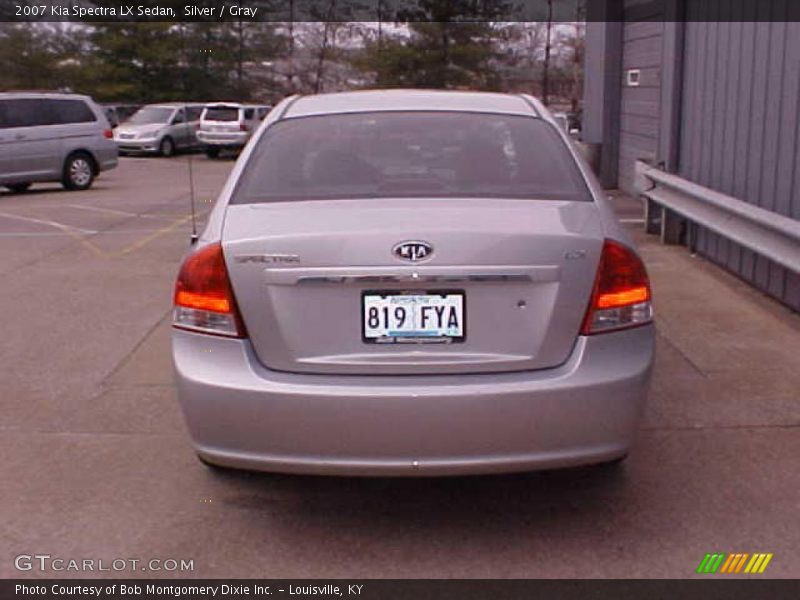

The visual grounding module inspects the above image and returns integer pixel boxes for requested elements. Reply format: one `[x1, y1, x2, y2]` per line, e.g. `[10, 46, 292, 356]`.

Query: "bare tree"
[543, 0, 554, 105]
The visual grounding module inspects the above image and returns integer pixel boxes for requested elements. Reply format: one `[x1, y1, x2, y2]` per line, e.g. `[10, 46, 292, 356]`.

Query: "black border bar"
[4, 579, 800, 600]
[5, 1, 800, 23]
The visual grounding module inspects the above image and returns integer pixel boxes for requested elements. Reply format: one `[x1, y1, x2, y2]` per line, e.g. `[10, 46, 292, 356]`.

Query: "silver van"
[197, 103, 270, 158]
[114, 103, 204, 156]
[0, 92, 118, 193]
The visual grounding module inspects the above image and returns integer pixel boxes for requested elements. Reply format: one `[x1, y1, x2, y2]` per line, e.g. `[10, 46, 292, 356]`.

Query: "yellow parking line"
[0, 210, 107, 257]
[67, 204, 193, 221]
[115, 213, 197, 257]
[3, 206, 207, 259]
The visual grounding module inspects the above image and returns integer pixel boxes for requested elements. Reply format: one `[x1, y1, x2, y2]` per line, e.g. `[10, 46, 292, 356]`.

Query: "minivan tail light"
[581, 239, 653, 335]
[173, 242, 246, 338]
[103, 129, 113, 139]
[239, 122, 248, 132]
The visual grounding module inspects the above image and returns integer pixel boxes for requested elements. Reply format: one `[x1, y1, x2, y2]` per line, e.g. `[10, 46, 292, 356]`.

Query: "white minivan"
[197, 103, 270, 158]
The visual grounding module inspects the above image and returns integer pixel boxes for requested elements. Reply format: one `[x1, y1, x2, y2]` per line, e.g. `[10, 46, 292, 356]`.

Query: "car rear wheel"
[159, 137, 175, 157]
[205, 146, 220, 159]
[6, 182, 31, 193]
[62, 153, 95, 191]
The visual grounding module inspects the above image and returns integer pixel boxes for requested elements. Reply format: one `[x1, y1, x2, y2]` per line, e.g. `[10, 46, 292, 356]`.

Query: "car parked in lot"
[102, 105, 120, 128]
[172, 90, 654, 476]
[0, 92, 118, 193]
[114, 103, 203, 156]
[197, 103, 270, 158]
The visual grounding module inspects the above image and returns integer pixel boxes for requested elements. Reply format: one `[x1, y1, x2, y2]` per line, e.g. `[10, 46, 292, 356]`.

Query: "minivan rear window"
[204, 106, 239, 121]
[231, 112, 591, 203]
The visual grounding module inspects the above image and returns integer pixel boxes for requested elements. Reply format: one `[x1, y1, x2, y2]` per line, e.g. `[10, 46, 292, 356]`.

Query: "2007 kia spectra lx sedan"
[172, 90, 654, 476]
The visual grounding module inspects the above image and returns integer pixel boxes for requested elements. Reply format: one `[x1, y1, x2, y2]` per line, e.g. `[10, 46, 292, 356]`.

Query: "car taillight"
[239, 122, 248, 132]
[172, 242, 246, 338]
[103, 129, 113, 139]
[581, 239, 653, 335]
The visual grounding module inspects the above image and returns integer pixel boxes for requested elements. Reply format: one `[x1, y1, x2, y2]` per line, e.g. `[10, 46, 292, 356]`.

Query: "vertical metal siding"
[677, 10, 800, 310]
[617, 15, 664, 194]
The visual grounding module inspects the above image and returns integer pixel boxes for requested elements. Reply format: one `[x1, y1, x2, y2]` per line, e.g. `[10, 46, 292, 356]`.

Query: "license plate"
[362, 291, 465, 343]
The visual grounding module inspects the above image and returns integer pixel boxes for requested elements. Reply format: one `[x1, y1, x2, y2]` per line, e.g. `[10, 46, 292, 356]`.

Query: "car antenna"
[185, 103, 199, 245]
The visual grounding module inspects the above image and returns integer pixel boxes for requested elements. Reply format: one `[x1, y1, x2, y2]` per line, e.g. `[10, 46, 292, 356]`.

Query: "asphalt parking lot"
[2, 156, 799, 579]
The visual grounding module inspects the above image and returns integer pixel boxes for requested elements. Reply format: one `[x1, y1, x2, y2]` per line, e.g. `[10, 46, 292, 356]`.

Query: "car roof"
[203, 103, 266, 108]
[282, 89, 540, 119]
[142, 103, 203, 109]
[0, 91, 93, 102]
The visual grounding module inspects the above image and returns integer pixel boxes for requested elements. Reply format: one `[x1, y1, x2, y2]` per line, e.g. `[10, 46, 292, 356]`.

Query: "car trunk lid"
[222, 198, 604, 375]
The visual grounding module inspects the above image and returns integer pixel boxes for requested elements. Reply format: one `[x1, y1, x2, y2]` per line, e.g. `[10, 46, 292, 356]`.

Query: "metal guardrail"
[634, 160, 800, 274]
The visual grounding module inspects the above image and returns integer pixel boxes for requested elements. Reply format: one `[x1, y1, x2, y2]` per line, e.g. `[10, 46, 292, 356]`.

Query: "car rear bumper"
[172, 325, 654, 476]
[197, 130, 249, 147]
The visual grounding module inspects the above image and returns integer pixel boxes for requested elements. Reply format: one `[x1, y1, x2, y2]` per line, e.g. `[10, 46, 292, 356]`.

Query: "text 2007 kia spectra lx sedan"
[172, 90, 654, 476]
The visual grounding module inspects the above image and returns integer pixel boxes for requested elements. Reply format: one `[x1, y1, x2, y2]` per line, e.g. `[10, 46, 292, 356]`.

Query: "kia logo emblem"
[393, 241, 433, 262]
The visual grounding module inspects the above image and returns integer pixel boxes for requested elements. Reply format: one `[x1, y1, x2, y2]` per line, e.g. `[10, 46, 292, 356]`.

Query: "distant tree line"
[0, 9, 584, 110]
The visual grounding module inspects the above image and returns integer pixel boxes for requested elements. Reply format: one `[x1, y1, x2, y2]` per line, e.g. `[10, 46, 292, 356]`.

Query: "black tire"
[6, 182, 31, 193]
[159, 137, 175, 157]
[62, 152, 95, 191]
[205, 146, 220, 159]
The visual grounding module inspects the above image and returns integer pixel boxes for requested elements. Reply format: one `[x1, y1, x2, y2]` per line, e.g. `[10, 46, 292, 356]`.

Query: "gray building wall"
[678, 18, 800, 309]
[583, 0, 800, 311]
[618, 18, 664, 192]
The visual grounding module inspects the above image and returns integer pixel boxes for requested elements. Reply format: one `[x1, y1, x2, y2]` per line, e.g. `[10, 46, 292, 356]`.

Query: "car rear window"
[204, 106, 240, 121]
[231, 111, 591, 203]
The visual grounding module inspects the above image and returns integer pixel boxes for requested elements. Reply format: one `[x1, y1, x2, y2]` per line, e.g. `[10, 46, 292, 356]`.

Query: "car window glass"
[0, 98, 52, 127]
[203, 106, 239, 121]
[187, 106, 202, 121]
[50, 99, 97, 124]
[244, 108, 254, 119]
[232, 112, 591, 203]
[172, 110, 185, 124]
[128, 106, 174, 125]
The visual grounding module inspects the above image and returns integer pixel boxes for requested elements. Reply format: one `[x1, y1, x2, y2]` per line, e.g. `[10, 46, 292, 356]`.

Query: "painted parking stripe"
[66, 204, 139, 217]
[66, 204, 187, 220]
[0, 211, 97, 234]
[0, 229, 174, 237]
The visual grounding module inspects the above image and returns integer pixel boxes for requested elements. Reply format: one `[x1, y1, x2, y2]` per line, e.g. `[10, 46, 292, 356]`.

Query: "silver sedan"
[172, 90, 654, 476]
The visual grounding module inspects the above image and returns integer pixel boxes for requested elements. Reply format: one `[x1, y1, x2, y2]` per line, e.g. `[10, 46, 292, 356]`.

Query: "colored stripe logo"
[696, 553, 773, 574]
